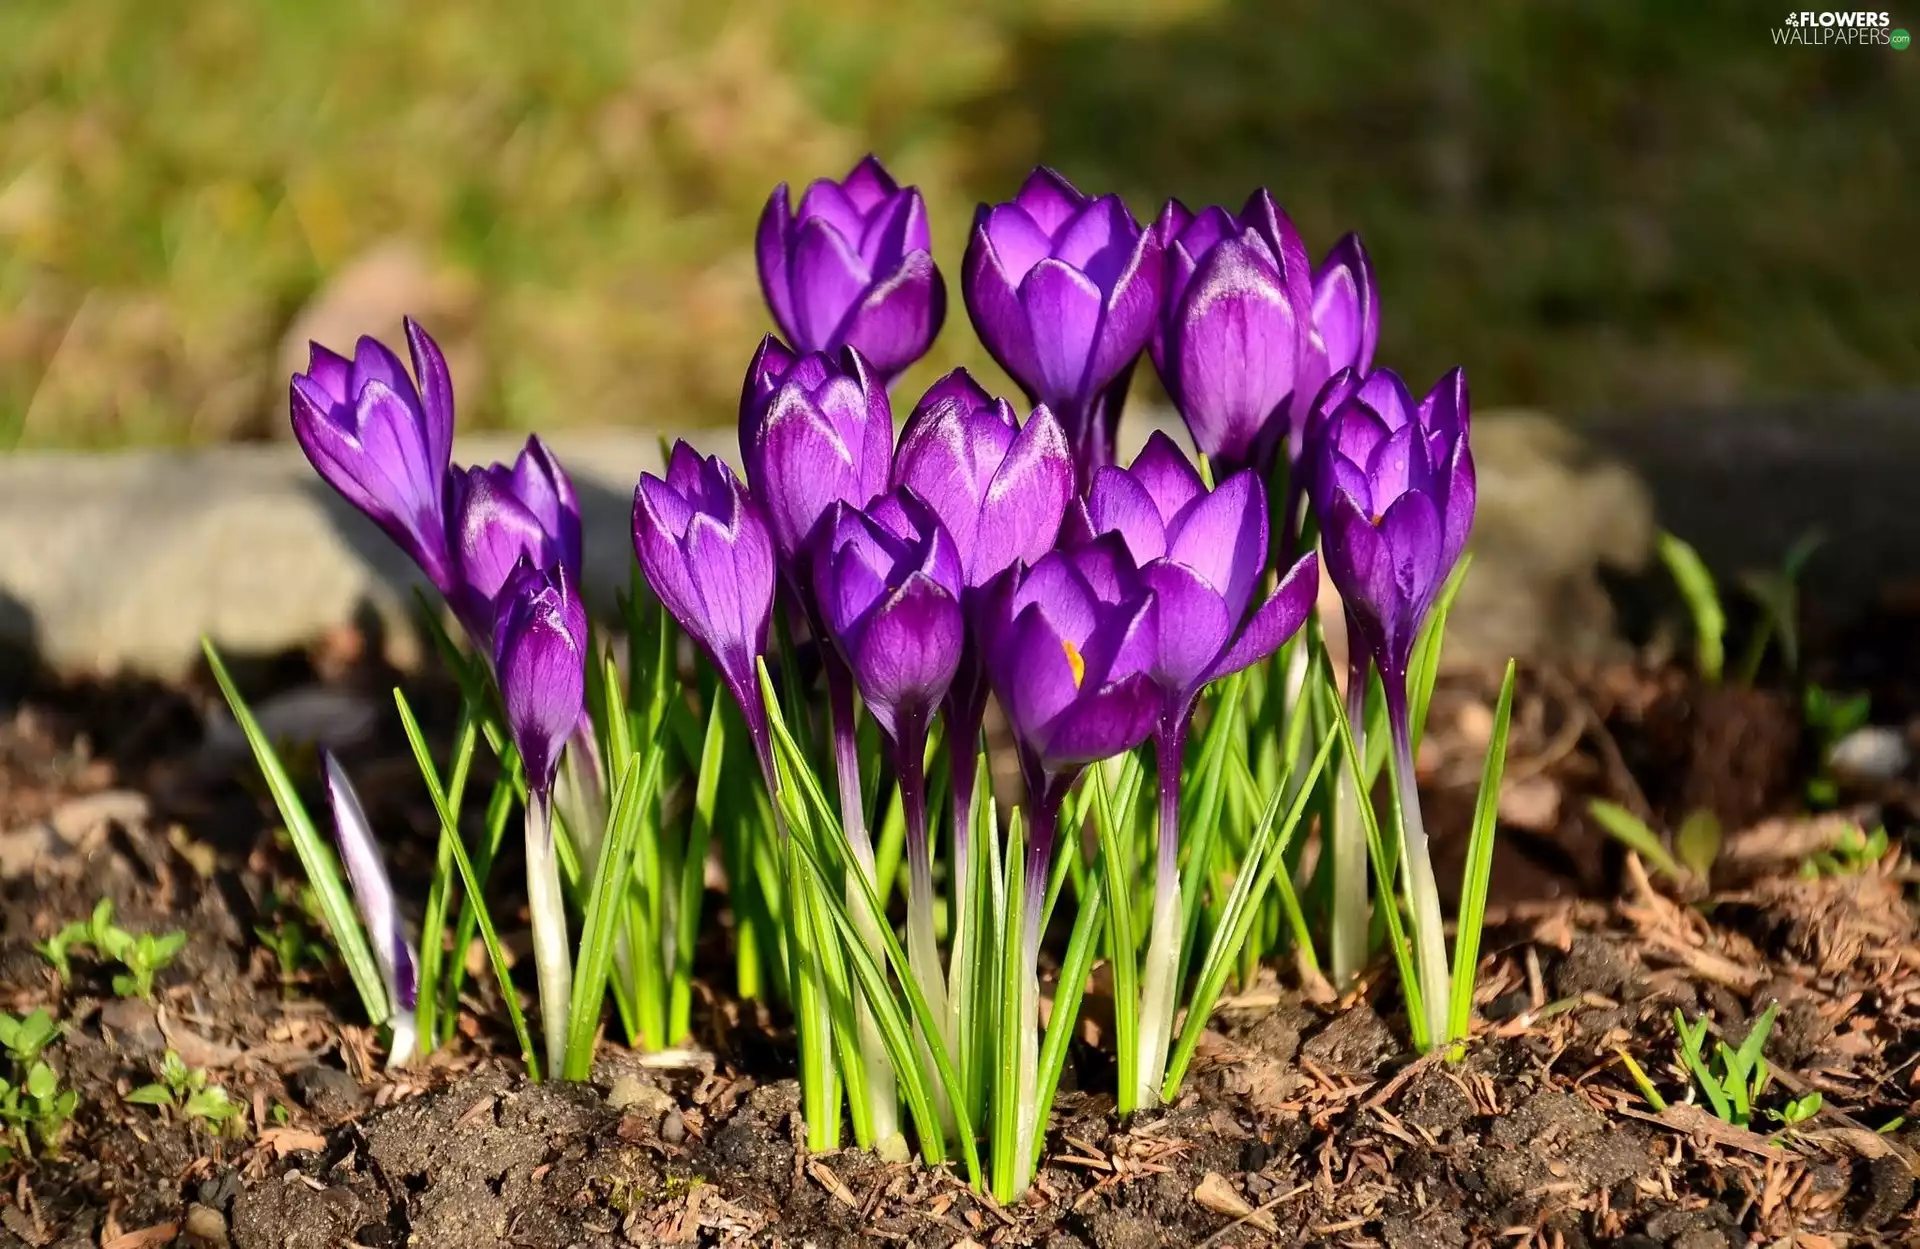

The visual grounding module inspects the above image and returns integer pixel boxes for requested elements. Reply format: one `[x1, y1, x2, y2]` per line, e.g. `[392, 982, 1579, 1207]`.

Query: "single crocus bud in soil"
[756, 155, 946, 381]
[319, 749, 420, 1069]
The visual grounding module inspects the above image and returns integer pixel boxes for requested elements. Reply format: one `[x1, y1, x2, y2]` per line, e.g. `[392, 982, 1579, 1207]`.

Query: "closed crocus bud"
[1072, 432, 1319, 715]
[757, 155, 946, 380]
[963, 168, 1165, 479]
[492, 560, 588, 797]
[319, 750, 419, 1068]
[290, 319, 457, 593]
[448, 435, 582, 636]
[812, 491, 966, 740]
[891, 369, 1074, 594]
[1308, 367, 1475, 683]
[738, 336, 894, 567]
[633, 442, 778, 732]
[1149, 191, 1313, 477]
[984, 541, 1160, 779]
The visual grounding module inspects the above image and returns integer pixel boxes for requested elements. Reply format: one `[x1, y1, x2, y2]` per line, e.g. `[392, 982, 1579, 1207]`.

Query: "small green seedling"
[256, 906, 325, 996]
[1774, 1090, 1823, 1127]
[34, 898, 114, 983]
[1587, 800, 1719, 886]
[0, 1062, 79, 1159]
[0, 1010, 60, 1069]
[1659, 531, 1726, 685]
[1803, 685, 1873, 807]
[1799, 825, 1891, 879]
[126, 1050, 242, 1128]
[1674, 1003, 1778, 1129]
[100, 927, 189, 1001]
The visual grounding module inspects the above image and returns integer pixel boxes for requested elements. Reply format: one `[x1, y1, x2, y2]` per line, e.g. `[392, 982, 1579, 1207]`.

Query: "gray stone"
[1827, 725, 1911, 784]
[0, 429, 725, 676]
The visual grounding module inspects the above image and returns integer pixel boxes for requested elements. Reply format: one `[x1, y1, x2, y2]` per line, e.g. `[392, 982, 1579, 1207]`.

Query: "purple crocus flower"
[491, 558, 588, 1072]
[757, 155, 946, 380]
[983, 541, 1160, 877]
[812, 491, 965, 743]
[892, 369, 1075, 593]
[632, 442, 779, 752]
[892, 367, 1074, 863]
[1306, 366, 1473, 691]
[289, 319, 456, 593]
[1067, 430, 1319, 1104]
[493, 560, 588, 798]
[739, 336, 894, 569]
[1150, 192, 1312, 477]
[447, 435, 582, 637]
[320, 750, 420, 1068]
[1071, 431, 1319, 720]
[813, 489, 966, 1063]
[1308, 365, 1473, 1037]
[962, 168, 1165, 479]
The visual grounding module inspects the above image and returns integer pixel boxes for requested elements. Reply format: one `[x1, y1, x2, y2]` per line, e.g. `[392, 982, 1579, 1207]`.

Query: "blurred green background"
[2, 0, 1915, 448]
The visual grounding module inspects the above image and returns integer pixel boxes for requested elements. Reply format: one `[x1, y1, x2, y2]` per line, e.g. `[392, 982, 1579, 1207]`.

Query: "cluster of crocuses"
[254, 154, 1505, 1201]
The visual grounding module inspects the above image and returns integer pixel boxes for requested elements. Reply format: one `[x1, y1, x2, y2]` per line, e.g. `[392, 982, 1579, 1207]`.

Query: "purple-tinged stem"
[896, 710, 955, 1132]
[942, 651, 988, 1117]
[524, 788, 573, 1077]
[1136, 715, 1189, 1108]
[1329, 631, 1374, 986]
[1012, 760, 1072, 1186]
[1384, 676, 1450, 1048]
[822, 649, 898, 1145]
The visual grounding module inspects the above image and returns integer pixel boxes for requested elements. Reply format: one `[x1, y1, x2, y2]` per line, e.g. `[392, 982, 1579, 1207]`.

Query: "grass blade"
[203, 638, 386, 1025]
[565, 744, 664, 1079]
[395, 688, 537, 1076]
[1587, 799, 1686, 883]
[669, 697, 727, 1044]
[1447, 659, 1516, 1045]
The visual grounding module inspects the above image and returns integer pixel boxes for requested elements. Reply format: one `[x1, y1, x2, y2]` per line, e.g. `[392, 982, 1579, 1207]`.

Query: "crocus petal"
[508, 435, 583, 576]
[1166, 469, 1267, 619]
[1380, 489, 1444, 627]
[839, 249, 945, 379]
[1126, 430, 1206, 526]
[971, 403, 1073, 582]
[794, 178, 868, 243]
[964, 216, 1046, 396]
[841, 154, 901, 213]
[1084, 227, 1165, 401]
[1139, 561, 1233, 695]
[1206, 552, 1318, 682]
[789, 216, 872, 352]
[1038, 672, 1159, 766]
[1083, 468, 1170, 565]
[1442, 441, 1476, 572]
[493, 563, 588, 792]
[1012, 166, 1086, 235]
[853, 573, 965, 737]
[1171, 236, 1299, 469]
[404, 320, 456, 476]
[453, 470, 555, 624]
[999, 606, 1084, 750]
[755, 184, 798, 343]
[1312, 233, 1378, 377]
[1020, 258, 1104, 408]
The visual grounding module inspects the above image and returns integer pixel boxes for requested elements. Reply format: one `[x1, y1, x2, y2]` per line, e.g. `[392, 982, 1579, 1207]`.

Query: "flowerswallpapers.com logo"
[1773, 10, 1905, 44]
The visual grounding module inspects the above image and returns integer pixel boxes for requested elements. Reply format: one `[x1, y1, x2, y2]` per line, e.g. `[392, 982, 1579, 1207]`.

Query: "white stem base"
[526, 799, 574, 1077]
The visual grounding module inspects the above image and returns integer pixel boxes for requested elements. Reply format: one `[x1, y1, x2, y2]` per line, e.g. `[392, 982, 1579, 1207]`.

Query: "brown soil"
[1, 645, 1916, 1248]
